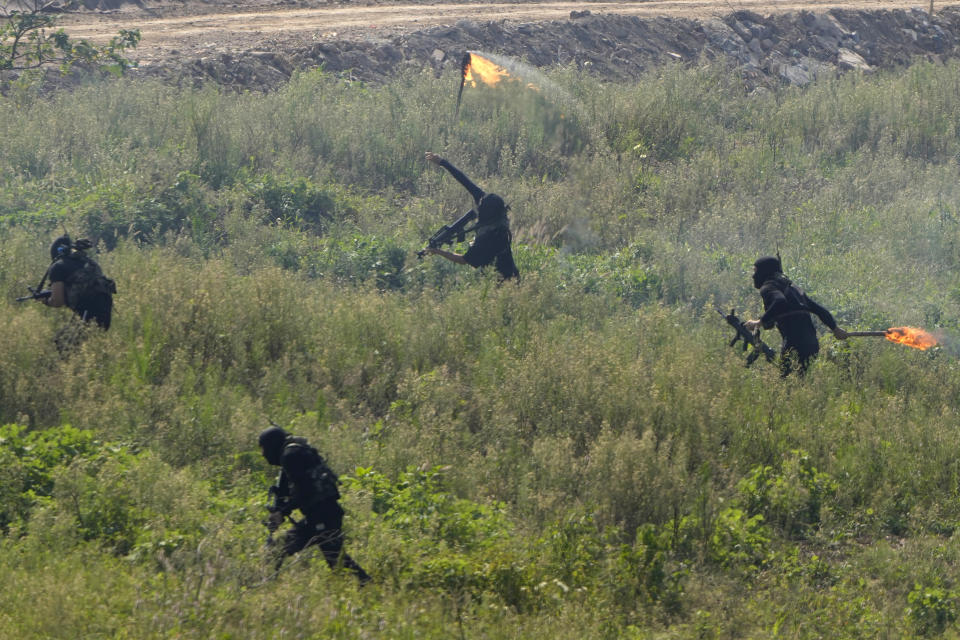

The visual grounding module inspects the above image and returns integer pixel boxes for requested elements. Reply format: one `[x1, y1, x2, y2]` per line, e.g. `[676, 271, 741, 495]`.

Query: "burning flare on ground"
[885, 326, 938, 350]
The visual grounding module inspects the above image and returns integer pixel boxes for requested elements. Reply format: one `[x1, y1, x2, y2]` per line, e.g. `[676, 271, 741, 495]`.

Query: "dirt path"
[58, 0, 958, 64]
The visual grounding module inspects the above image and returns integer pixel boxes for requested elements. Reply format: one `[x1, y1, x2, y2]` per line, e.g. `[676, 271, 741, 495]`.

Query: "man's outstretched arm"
[425, 152, 485, 204]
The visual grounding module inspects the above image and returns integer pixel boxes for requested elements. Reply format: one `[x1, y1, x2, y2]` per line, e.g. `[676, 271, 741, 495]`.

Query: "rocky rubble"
[125, 7, 960, 89]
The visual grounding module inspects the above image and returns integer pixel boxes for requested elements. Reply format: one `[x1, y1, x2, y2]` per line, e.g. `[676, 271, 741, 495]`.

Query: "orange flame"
[885, 327, 937, 350]
[463, 53, 510, 87]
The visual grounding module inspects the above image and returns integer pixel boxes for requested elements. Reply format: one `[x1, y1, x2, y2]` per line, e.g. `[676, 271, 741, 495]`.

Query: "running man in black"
[259, 426, 371, 584]
[421, 152, 519, 281]
[744, 256, 848, 376]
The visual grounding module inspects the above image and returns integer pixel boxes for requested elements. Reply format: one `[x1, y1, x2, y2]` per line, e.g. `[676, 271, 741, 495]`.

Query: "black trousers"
[780, 342, 818, 377]
[279, 519, 370, 583]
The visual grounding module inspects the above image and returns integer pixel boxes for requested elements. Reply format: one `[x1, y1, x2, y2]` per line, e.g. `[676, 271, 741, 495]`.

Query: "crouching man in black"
[258, 426, 371, 584]
[744, 256, 848, 377]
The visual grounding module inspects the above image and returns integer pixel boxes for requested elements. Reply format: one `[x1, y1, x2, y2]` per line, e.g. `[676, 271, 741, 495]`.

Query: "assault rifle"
[263, 474, 301, 547]
[16, 286, 51, 302]
[265, 482, 290, 530]
[17, 263, 52, 302]
[418, 210, 478, 258]
[718, 308, 777, 366]
[15, 236, 94, 303]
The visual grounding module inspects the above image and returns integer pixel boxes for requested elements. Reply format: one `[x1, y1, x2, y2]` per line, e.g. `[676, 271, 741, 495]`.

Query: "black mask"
[50, 235, 71, 262]
[258, 426, 288, 465]
[752, 256, 782, 289]
[477, 193, 507, 227]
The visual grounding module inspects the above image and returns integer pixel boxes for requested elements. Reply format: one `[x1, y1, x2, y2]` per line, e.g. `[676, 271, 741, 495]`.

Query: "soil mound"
[33, 6, 960, 91]
[132, 7, 960, 90]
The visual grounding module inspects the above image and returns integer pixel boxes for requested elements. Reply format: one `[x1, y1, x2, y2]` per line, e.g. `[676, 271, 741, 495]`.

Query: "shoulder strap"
[768, 283, 813, 323]
[784, 283, 810, 310]
[64, 253, 98, 277]
[283, 436, 323, 461]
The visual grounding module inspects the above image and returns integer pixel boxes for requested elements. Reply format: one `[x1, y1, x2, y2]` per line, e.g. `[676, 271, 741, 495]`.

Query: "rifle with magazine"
[418, 210, 478, 258]
[718, 308, 777, 366]
[263, 471, 303, 547]
[16, 286, 52, 302]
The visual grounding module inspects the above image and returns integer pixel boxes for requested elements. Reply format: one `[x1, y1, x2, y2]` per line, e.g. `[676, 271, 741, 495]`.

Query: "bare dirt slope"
[44, 1, 960, 89]
[59, 1, 953, 61]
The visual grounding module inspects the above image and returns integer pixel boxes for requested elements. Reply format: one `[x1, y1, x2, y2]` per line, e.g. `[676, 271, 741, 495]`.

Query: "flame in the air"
[456, 52, 543, 116]
[885, 327, 938, 350]
[463, 53, 510, 87]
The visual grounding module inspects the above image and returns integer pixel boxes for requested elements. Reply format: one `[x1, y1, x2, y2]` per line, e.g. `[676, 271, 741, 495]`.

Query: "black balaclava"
[258, 426, 288, 465]
[50, 235, 72, 262]
[753, 256, 782, 289]
[477, 193, 507, 227]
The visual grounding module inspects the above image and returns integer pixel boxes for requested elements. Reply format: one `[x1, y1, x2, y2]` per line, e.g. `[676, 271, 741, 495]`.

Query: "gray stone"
[813, 35, 839, 51]
[730, 20, 752, 42]
[780, 63, 811, 86]
[837, 48, 872, 72]
[811, 14, 848, 40]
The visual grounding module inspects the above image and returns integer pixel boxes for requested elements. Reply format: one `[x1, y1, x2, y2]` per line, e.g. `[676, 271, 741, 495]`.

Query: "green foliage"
[8, 54, 960, 637]
[550, 244, 663, 308]
[348, 465, 509, 550]
[0, 2, 138, 74]
[300, 234, 410, 289]
[0, 423, 98, 529]
[345, 465, 552, 613]
[668, 503, 771, 572]
[907, 581, 960, 636]
[738, 449, 839, 539]
[612, 525, 687, 615]
[246, 173, 336, 232]
[0, 424, 223, 559]
[537, 513, 606, 588]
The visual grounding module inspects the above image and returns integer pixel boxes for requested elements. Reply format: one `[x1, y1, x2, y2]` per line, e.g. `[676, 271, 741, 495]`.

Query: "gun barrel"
[16, 290, 50, 302]
[847, 331, 888, 337]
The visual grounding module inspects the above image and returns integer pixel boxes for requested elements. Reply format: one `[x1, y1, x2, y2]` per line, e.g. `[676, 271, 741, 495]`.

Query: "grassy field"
[5, 59, 960, 638]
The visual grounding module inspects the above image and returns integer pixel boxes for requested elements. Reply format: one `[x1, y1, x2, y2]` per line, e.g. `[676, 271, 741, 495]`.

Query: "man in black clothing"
[744, 256, 848, 376]
[43, 235, 114, 330]
[258, 426, 370, 584]
[421, 152, 519, 281]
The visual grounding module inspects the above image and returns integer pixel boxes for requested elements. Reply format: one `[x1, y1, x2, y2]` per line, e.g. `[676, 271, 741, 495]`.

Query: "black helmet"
[258, 426, 288, 465]
[753, 256, 782, 289]
[477, 193, 507, 226]
[50, 235, 72, 262]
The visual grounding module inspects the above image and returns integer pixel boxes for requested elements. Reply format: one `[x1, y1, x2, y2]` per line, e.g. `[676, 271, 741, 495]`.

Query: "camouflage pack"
[64, 255, 116, 311]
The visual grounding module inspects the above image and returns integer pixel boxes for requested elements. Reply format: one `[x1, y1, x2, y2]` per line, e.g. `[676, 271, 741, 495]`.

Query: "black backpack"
[284, 437, 341, 503]
[64, 254, 116, 310]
